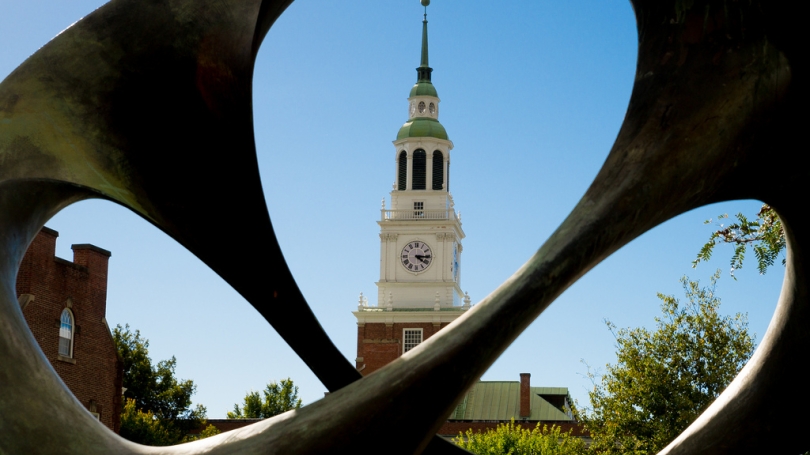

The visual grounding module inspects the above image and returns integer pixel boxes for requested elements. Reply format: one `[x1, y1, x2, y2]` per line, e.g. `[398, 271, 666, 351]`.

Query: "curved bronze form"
[0, 0, 805, 454]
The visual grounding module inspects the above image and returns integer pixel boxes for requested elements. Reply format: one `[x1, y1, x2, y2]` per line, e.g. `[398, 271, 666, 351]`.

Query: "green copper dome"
[409, 81, 438, 98]
[397, 117, 448, 140]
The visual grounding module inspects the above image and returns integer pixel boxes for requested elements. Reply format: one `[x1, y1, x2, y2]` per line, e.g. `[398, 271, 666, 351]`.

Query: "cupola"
[397, 0, 448, 141]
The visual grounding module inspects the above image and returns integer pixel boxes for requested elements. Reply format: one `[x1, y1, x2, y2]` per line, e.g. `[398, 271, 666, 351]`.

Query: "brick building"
[437, 374, 586, 439]
[16, 227, 123, 433]
[353, 4, 585, 442]
[353, 308, 467, 375]
[352, 0, 470, 377]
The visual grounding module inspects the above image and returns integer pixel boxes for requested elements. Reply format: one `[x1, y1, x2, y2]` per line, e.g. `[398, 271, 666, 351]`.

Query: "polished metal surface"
[1, 0, 804, 453]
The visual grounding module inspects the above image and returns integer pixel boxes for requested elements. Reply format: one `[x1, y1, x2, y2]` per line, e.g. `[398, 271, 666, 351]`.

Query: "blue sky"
[1, 0, 784, 418]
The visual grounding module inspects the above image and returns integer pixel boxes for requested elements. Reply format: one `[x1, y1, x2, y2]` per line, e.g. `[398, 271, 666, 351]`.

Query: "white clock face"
[401, 240, 433, 272]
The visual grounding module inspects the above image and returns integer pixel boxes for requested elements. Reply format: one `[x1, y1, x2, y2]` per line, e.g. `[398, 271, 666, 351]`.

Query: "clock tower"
[354, 1, 470, 375]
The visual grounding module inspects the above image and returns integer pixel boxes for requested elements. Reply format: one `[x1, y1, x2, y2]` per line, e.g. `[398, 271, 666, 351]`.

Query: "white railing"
[381, 209, 458, 221]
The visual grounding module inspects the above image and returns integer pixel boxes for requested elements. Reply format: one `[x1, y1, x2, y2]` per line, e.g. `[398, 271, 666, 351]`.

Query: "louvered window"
[412, 149, 426, 190]
[432, 150, 444, 190]
[398, 151, 407, 190]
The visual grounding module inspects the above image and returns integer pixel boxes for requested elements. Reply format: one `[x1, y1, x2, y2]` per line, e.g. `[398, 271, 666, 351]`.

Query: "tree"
[120, 398, 221, 445]
[580, 272, 755, 454]
[454, 420, 588, 455]
[184, 423, 222, 442]
[693, 204, 785, 276]
[120, 398, 174, 446]
[227, 378, 302, 419]
[113, 324, 207, 445]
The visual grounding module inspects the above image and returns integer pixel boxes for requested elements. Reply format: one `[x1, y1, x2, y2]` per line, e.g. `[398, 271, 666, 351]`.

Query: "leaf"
[693, 204, 785, 276]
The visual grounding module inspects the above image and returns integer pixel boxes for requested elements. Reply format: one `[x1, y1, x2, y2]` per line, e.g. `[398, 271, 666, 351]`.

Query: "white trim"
[354, 309, 464, 326]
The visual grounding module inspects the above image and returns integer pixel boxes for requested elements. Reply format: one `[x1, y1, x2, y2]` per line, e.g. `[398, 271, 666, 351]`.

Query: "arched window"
[398, 151, 407, 190]
[412, 149, 426, 190]
[59, 308, 74, 358]
[432, 150, 444, 190]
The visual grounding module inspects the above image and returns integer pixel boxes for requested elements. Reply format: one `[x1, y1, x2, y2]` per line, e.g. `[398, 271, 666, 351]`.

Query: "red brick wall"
[188, 419, 262, 435]
[16, 228, 122, 433]
[520, 373, 531, 418]
[357, 321, 452, 375]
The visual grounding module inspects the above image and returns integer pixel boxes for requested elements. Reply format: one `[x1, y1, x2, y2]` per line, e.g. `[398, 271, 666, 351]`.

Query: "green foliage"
[693, 204, 785, 277]
[183, 423, 222, 442]
[580, 272, 755, 454]
[113, 324, 206, 445]
[120, 398, 220, 445]
[120, 398, 175, 446]
[454, 419, 588, 455]
[197, 424, 222, 439]
[227, 378, 302, 419]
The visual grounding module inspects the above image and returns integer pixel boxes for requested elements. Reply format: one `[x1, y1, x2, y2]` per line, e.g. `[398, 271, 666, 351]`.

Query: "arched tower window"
[432, 150, 444, 190]
[398, 151, 407, 190]
[412, 149, 426, 190]
[59, 308, 74, 358]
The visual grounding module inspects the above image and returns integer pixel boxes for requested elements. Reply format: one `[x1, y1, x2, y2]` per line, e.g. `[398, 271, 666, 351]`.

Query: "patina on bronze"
[0, 0, 805, 454]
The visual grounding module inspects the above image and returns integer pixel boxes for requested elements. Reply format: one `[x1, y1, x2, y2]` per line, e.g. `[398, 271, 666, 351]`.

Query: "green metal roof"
[397, 117, 448, 140]
[409, 81, 438, 98]
[449, 382, 573, 422]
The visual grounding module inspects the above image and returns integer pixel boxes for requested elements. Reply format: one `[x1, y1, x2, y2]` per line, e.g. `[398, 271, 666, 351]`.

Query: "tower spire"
[417, 0, 432, 82]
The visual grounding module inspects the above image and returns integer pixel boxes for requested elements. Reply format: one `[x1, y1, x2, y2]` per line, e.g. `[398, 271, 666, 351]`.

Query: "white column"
[379, 233, 387, 282]
[440, 233, 449, 282]
[456, 242, 463, 287]
[406, 150, 413, 191]
[386, 234, 397, 282]
[395, 153, 401, 190]
[443, 154, 449, 191]
[426, 152, 433, 191]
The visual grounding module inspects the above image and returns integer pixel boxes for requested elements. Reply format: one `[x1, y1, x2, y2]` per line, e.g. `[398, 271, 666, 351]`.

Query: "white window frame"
[59, 308, 74, 358]
[403, 328, 423, 354]
[413, 201, 424, 218]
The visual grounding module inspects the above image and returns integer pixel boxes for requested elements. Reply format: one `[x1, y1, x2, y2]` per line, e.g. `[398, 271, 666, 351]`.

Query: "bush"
[454, 419, 588, 455]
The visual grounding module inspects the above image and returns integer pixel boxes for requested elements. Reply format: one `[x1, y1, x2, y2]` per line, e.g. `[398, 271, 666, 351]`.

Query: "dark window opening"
[412, 149, 426, 190]
[432, 150, 444, 190]
[398, 151, 407, 190]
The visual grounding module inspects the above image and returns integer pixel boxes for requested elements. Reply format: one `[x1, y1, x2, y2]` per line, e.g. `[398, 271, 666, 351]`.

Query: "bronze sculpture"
[0, 0, 804, 453]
